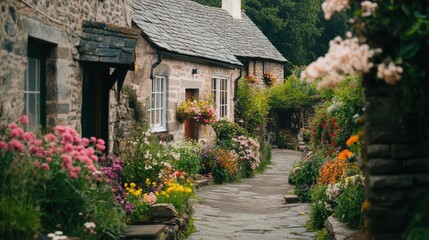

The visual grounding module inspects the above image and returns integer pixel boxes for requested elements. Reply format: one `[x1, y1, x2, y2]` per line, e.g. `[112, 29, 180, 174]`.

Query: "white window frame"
[149, 75, 167, 132]
[24, 57, 41, 132]
[211, 76, 231, 119]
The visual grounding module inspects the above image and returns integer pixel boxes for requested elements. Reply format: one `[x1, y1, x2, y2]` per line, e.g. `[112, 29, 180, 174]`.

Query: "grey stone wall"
[363, 79, 429, 239]
[247, 59, 284, 88]
[133, 36, 240, 142]
[0, 0, 133, 153]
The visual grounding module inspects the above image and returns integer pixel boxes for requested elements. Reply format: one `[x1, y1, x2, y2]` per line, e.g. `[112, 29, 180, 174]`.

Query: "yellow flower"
[346, 135, 359, 146]
[124, 183, 128, 187]
[130, 182, 136, 188]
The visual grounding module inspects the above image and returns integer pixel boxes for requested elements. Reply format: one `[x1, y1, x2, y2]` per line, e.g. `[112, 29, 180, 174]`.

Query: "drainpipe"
[233, 66, 243, 101]
[233, 66, 243, 121]
[150, 52, 163, 80]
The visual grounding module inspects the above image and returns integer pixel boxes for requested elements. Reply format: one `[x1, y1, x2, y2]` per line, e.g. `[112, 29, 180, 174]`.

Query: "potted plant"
[263, 72, 277, 86]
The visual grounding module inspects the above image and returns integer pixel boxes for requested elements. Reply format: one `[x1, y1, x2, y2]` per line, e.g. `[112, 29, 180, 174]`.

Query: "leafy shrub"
[258, 138, 272, 172]
[333, 180, 365, 229]
[406, 193, 429, 240]
[123, 84, 145, 123]
[122, 129, 175, 187]
[290, 153, 326, 202]
[170, 140, 203, 175]
[199, 144, 217, 174]
[236, 78, 270, 134]
[212, 119, 246, 148]
[212, 148, 239, 184]
[0, 116, 125, 239]
[308, 185, 330, 230]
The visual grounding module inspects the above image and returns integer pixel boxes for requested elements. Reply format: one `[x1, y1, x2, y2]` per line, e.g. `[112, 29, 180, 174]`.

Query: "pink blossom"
[23, 132, 36, 142]
[61, 154, 72, 165]
[46, 157, 52, 163]
[88, 165, 97, 173]
[9, 139, 24, 152]
[20, 115, 29, 125]
[64, 143, 73, 153]
[96, 144, 106, 152]
[81, 138, 90, 147]
[8, 122, 17, 129]
[34, 139, 43, 146]
[0, 141, 7, 150]
[41, 163, 50, 171]
[61, 133, 74, 144]
[90, 137, 97, 143]
[44, 133, 57, 142]
[33, 161, 41, 168]
[10, 128, 24, 138]
[29, 145, 38, 154]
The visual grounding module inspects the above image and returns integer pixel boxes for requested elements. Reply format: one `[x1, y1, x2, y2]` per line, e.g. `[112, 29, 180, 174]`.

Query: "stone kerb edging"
[326, 216, 364, 240]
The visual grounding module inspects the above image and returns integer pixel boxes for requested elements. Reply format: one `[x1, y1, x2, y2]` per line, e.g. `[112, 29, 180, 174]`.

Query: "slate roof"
[76, 21, 139, 69]
[132, 0, 287, 67]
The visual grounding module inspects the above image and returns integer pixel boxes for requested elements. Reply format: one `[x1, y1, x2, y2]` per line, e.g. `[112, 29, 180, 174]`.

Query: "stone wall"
[0, 0, 134, 153]
[132, 36, 240, 142]
[247, 59, 284, 88]
[363, 79, 429, 239]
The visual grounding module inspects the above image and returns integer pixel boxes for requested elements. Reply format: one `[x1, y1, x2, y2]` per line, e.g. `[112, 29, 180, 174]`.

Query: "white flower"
[301, 32, 379, 89]
[361, 1, 378, 17]
[84, 222, 96, 229]
[47, 233, 56, 238]
[377, 61, 403, 85]
[322, 0, 350, 20]
[54, 231, 63, 236]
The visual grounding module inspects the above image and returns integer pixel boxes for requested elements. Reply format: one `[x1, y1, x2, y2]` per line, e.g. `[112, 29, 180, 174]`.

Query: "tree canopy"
[192, 0, 350, 68]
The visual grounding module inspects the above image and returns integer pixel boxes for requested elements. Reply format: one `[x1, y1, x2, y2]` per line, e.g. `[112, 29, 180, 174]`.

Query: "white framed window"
[149, 76, 167, 132]
[24, 57, 42, 132]
[211, 76, 230, 119]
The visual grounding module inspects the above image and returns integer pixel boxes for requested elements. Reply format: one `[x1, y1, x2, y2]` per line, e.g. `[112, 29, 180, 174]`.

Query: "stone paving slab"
[187, 149, 313, 240]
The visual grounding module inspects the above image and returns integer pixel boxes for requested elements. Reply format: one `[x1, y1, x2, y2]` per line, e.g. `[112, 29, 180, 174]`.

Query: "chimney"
[222, 0, 242, 19]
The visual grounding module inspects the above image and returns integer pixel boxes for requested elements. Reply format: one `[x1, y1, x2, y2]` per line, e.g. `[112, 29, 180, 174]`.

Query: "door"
[184, 89, 198, 140]
[81, 65, 110, 152]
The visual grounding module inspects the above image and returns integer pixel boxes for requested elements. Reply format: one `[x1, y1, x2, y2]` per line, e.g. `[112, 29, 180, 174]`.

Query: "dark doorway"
[81, 66, 110, 152]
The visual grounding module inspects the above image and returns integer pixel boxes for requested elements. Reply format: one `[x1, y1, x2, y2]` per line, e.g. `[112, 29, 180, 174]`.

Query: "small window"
[263, 62, 271, 74]
[24, 39, 47, 132]
[211, 76, 230, 119]
[149, 76, 167, 132]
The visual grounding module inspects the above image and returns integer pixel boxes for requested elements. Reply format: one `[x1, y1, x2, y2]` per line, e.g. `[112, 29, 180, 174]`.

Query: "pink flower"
[44, 133, 57, 142]
[41, 163, 50, 171]
[33, 161, 41, 168]
[90, 137, 97, 143]
[46, 157, 52, 163]
[61, 154, 72, 165]
[9, 139, 24, 152]
[19, 115, 29, 126]
[34, 139, 43, 146]
[61, 133, 74, 144]
[96, 144, 106, 152]
[64, 143, 73, 153]
[10, 128, 24, 138]
[0, 141, 7, 150]
[97, 138, 105, 146]
[23, 132, 36, 142]
[81, 138, 89, 147]
[8, 122, 17, 130]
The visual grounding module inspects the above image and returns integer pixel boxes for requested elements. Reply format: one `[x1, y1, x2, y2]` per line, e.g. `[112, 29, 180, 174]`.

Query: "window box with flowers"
[175, 99, 216, 124]
[263, 72, 277, 86]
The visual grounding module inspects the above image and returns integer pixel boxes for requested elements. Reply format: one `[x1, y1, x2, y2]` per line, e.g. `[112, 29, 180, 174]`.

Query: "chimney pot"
[222, 0, 242, 19]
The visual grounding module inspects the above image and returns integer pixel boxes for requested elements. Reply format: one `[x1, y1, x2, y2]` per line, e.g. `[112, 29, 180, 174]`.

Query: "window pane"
[28, 58, 37, 91]
[28, 94, 37, 131]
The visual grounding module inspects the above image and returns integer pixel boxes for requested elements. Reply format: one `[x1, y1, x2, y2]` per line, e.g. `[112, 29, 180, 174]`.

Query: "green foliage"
[276, 130, 297, 149]
[170, 140, 203, 175]
[212, 119, 246, 148]
[333, 183, 365, 229]
[290, 153, 326, 202]
[308, 185, 330, 230]
[269, 75, 318, 111]
[236, 78, 270, 134]
[315, 228, 329, 240]
[122, 129, 175, 186]
[257, 138, 272, 173]
[123, 85, 146, 124]
[405, 193, 429, 240]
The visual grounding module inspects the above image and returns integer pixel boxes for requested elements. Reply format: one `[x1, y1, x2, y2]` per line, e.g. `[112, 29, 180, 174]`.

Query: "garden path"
[187, 149, 314, 240]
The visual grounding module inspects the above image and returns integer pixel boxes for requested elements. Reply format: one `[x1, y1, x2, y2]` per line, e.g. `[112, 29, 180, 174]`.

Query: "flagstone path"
[187, 149, 314, 240]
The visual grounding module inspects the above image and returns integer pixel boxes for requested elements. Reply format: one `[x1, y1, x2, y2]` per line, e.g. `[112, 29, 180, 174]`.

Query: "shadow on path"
[187, 149, 314, 240]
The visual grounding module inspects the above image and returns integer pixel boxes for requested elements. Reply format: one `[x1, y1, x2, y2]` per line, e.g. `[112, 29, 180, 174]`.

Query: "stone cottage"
[0, 0, 138, 153]
[131, 0, 287, 141]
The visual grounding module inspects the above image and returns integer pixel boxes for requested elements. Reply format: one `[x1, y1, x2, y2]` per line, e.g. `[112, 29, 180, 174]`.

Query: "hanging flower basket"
[263, 72, 277, 86]
[175, 99, 216, 124]
[245, 74, 257, 84]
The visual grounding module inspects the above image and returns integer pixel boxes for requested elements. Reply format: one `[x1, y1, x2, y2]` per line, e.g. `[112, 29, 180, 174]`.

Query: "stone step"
[194, 178, 210, 188]
[284, 194, 299, 204]
[124, 224, 167, 240]
[326, 216, 364, 240]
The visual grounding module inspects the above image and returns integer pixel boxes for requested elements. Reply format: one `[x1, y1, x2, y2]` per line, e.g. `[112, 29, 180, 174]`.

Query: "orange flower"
[346, 135, 359, 146]
[338, 149, 353, 161]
